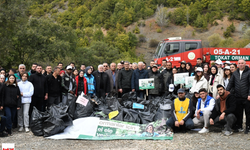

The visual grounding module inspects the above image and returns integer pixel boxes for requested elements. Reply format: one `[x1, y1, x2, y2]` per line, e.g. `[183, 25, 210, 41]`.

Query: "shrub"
[138, 34, 146, 43]
[208, 33, 222, 47]
[228, 23, 235, 33]
[156, 28, 162, 33]
[149, 39, 159, 47]
[213, 21, 218, 26]
[133, 26, 140, 34]
[223, 29, 231, 38]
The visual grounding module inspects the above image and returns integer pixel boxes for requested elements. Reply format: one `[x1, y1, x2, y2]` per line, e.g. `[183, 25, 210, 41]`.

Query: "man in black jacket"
[148, 65, 164, 99]
[210, 84, 237, 136]
[29, 65, 48, 113]
[226, 59, 250, 134]
[118, 61, 133, 95]
[46, 67, 62, 108]
[161, 61, 172, 93]
[61, 65, 76, 105]
[93, 64, 110, 98]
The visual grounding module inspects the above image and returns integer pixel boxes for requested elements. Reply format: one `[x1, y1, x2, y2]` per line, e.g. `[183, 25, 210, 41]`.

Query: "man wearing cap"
[209, 84, 237, 136]
[215, 59, 224, 77]
[166, 89, 194, 133]
[61, 65, 76, 105]
[226, 59, 250, 134]
[178, 61, 186, 73]
[148, 65, 164, 99]
[193, 88, 215, 133]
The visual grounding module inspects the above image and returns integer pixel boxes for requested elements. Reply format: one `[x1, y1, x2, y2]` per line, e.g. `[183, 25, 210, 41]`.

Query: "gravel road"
[1, 128, 250, 150]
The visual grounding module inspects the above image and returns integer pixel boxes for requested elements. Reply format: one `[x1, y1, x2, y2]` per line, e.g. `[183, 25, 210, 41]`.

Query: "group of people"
[0, 58, 249, 137]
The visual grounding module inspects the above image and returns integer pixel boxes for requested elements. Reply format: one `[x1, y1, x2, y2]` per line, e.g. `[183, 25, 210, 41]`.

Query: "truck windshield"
[155, 41, 164, 58]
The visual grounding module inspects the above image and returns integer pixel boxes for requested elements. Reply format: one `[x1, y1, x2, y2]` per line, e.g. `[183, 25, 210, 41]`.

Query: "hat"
[152, 65, 158, 68]
[223, 66, 230, 70]
[196, 67, 203, 72]
[177, 88, 185, 94]
[215, 59, 223, 65]
[224, 61, 231, 65]
[66, 65, 73, 70]
[216, 84, 225, 89]
[59, 70, 65, 75]
[120, 60, 124, 64]
[194, 89, 199, 93]
[169, 84, 174, 92]
[180, 61, 186, 64]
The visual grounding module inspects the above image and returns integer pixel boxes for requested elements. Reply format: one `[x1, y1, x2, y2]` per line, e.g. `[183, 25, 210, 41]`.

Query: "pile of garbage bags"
[31, 92, 179, 137]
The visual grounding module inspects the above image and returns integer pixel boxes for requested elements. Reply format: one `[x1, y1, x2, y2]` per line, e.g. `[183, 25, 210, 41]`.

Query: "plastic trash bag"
[121, 92, 137, 108]
[30, 107, 49, 136]
[43, 116, 66, 137]
[74, 96, 95, 119]
[123, 108, 140, 123]
[106, 96, 120, 111]
[138, 111, 155, 124]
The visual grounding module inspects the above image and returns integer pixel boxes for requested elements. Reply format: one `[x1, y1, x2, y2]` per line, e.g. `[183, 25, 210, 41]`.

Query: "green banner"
[210, 55, 250, 61]
[47, 117, 173, 140]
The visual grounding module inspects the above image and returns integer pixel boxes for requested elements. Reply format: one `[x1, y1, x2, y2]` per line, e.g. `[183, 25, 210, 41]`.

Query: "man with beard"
[28, 63, 38, 75]
[210, 84, 237, 136]
[161, 61, 172, 93]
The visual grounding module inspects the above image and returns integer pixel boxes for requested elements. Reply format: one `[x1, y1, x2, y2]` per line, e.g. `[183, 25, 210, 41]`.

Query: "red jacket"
[75, 75, 87, 95]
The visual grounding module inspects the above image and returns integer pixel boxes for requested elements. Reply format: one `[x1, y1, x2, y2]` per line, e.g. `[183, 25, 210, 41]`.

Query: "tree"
[155, 4, 169, 29]
[208, 33, 222, 47]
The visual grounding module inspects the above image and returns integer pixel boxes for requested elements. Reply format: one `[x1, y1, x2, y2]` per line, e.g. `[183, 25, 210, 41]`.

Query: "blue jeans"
[166, 116, 194, 130]
[0, 115, 7, 132]
[4, 107, 17, 130]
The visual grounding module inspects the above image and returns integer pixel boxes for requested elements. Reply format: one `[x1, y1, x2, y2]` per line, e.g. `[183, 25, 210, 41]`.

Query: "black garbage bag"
[165, 93, 178, 101]
[123, 108, 140, 123]
[138, 111, 155, 124]
[74, 96, 95, 119]
[112, 107, 124, 121]
[121, 92, 137, 108]
[154, 97, 172, 121]
[106, 96, 121, 111]
[68, 98, 76, 119]
[185, 92, 192, 100]
[43, 116, 66, 137]
[30, 107, 49, 136]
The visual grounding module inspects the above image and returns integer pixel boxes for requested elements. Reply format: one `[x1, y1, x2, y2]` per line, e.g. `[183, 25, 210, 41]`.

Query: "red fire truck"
[154, 37, 250, 67]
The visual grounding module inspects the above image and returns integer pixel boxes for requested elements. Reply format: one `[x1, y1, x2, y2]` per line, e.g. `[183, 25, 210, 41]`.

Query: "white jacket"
[18, 80, 34, 104]
[190, 76, 208, 94]
[208, 73, 224, 98]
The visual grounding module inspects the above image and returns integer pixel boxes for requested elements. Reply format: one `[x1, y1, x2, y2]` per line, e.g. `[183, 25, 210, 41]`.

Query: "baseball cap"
[215, 59, 223, 65]
[223, 66, 230, 70]
[66, 65, 73, 70]
[224, 61, 231, 65]
[169, 84, 174, 92]
[152, 65, 158, 68]
[196, 67, 203, 72]
[120, 60, 124, 64]
[177, 88, 185, 94]
[180, 61, 186, 64]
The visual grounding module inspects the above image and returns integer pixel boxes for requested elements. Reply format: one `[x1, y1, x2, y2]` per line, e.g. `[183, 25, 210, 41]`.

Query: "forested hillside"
[1, 0, 250, 69]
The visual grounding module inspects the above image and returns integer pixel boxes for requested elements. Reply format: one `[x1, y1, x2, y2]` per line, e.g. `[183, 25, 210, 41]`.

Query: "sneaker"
[25, 128, 29, 133]
[0, 132, 8, 137]
[238, 128, 244, 132]
[224, 131, 233, 136]
[198, 127, 209, 134]
[18, 127, 24, 132]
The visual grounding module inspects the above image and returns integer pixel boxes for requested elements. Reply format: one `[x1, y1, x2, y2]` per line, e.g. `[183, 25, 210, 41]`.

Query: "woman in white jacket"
[190, 67, 208, 94]
[208, 65, 224, 99]
[18, 72, 34, 132]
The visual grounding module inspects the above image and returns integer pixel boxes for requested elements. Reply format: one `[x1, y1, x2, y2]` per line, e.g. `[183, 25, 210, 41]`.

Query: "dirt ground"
[1, 128, 250, 150]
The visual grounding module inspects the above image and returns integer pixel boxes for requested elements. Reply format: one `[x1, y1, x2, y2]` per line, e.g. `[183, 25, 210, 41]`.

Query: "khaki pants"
[193, 110, 211, 128]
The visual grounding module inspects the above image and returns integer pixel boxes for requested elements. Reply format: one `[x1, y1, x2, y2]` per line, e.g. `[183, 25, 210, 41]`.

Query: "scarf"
[219, 91, 230, 113]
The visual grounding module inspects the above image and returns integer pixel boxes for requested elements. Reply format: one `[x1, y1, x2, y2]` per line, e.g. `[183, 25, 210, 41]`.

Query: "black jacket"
[161, 68, 172, 91]
[61, 73, 76, 94]
[1, 84, 21, 108]
[148, 70, 164, 95]
[46, 74, 62, 97]
[92, 71, 110, 95]
[226, 66, 250, 99]
[29, 73, 48, 98]
[131, 69, 149, 91]
[210, 94, 236, 120]
[118, 69, 133, 89]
